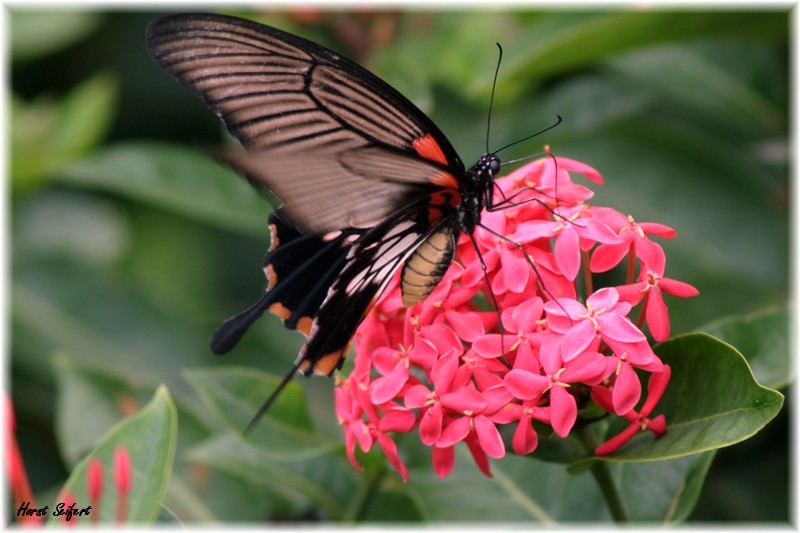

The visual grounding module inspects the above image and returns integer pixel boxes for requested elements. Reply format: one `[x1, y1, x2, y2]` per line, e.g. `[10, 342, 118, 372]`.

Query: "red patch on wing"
[429, 171, 459, 189]
[412, 134, 448, 166]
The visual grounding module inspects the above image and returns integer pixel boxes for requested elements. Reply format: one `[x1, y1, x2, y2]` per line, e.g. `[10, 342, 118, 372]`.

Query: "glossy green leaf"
[701, 306, 789, 390]
[51, 72, 119, 158]
[48, 386, 177, 524]
[597, 333, 783, 461]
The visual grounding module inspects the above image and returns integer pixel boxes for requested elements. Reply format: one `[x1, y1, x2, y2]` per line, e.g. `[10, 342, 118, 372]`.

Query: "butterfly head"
[469, 153, 501, 186]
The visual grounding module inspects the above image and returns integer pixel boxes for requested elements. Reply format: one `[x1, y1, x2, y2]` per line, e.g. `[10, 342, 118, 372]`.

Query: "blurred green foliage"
[9, 8, 789, 524]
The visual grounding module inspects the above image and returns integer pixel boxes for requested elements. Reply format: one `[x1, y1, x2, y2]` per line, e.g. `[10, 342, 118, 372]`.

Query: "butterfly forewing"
[146, 13, 464, 170]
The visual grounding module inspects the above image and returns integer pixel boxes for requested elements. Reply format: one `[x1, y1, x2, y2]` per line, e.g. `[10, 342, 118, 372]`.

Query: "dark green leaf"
[501, 12, 787, 98]
[613, 452, 715, 522]
[700, 307, 789, 390]
[52, 142, 268, 235]
[187, 432, 361, 521]
[609, 42, 784, 134]
[598, 333, 783, 461]
[405, 448, 607, 522]
[183, 367, 325, 452]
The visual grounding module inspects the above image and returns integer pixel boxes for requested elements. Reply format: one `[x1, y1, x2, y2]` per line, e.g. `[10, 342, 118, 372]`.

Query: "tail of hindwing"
[210, 213, 352, 354]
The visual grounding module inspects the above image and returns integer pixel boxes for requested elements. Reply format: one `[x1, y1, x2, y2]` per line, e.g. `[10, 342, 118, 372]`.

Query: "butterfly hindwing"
[222, 147, 459, 234]
[298, 208, 458, 376]
[210, 213, 352, 354]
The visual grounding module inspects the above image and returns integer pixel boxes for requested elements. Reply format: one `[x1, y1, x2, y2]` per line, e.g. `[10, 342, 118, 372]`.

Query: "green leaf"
[613, 452, 715, 522]
[50, 72, 119, 160]
[12, 72, 118, 191]
[183, 367, 327, 452]
[14, 190, 130, 267]
[187, 432, 362, 521]
[52, 355, 154, 468]
[12, 266, 205, 392]
[183, 366, 376, 520]
[700, 306, 789, 390]
[598, 333, 783, 461]
[404, 448, 607, 522]
[499, 12, 786, 99]
[48, 386, 177, 524]
[10, 11, 101, 62]
[52, 142, 268, 235]
[609, 43, 784, 135]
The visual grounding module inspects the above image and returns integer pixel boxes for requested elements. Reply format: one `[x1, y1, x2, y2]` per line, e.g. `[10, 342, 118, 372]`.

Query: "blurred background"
[9, 8, 789, 523]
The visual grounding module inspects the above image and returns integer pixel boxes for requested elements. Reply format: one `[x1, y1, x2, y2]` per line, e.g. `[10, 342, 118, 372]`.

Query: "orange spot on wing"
[412, 134, 448, 166]
[264, 264, 278, 290]
[313, 349, 346, 376]
[268, 302, 291, 320]
[296, 316, 313, 337]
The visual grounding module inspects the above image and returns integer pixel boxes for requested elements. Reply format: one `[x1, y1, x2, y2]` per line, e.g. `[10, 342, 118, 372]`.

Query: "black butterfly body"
[146, 13, 501, 398]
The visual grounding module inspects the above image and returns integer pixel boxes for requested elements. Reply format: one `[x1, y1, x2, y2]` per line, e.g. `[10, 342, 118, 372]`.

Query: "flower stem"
[582, 427, 627, 523]
[582, 249, 593, 296]
[625, 245, 636, 285]
[590, 459, 627, 523]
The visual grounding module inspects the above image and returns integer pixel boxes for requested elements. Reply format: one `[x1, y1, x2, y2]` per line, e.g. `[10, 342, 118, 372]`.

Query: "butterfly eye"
[489, 158, 501, 175]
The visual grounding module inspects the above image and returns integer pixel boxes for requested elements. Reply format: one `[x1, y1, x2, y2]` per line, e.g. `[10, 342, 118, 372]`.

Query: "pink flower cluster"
[335, 156, 699, 481]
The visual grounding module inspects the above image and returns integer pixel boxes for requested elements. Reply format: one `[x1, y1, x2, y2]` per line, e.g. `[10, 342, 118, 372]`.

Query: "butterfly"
[146, 12, 556, 426]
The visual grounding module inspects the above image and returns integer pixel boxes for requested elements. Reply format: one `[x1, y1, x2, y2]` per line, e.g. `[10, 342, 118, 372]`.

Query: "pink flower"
[436, 382, 507, 459]
[331, 155, 691, 480]
[514, 205, 621, 281]
[490, 399, 551, 454]
[114, 447, 132, 523]
[87, 457, 104, 522]
[593, 365, 671, 455]
[545, 287, 657, 367]
[616, 267, 700, 342]
[589, 208, 676, 274]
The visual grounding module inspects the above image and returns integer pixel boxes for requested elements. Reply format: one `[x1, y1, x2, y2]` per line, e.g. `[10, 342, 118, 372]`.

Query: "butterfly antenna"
[494, 115, 562, 156]
[486, 43, 504, 155]
[243, 361, 303, 436]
